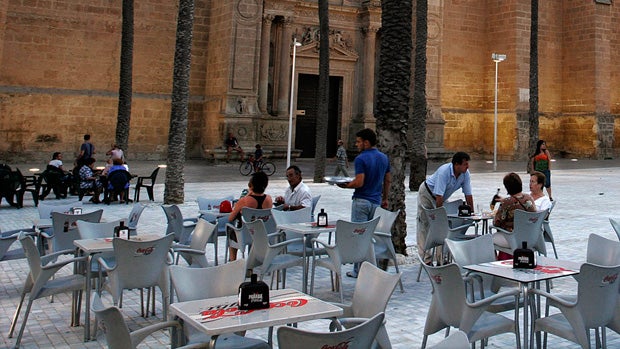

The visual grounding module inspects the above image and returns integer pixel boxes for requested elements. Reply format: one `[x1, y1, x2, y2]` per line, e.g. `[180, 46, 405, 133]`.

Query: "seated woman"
[529, 171, 552, 212]
[79, 158, 103, 204]
[493, 172, 537, 259]
[106, 157, 131, 203]
[227, 171, 273, 261]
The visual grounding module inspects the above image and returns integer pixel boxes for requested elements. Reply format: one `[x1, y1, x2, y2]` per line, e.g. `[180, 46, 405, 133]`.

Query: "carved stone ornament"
[300, 26, 355, 54]
[259, 123, 287, 141]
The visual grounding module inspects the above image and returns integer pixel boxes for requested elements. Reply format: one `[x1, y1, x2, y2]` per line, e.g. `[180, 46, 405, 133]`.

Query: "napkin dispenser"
[513, 241, 536, 269]
[238, 274, 270, 310]
[458, 203, 473, 217]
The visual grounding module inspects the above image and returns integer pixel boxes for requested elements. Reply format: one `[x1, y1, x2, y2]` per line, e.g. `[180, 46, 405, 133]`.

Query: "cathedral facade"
[0, 0, 618, 162]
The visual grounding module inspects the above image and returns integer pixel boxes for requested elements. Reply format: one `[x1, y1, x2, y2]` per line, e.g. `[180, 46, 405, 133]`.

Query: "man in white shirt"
[275, 165, 312, 211]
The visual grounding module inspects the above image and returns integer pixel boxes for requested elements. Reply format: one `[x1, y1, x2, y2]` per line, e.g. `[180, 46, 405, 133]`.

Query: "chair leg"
[551, 241, 558, 259]
[8, 292, 27, 338]
[146, 187, 154, 201]
[13, 298, 35, 348]
[392, 257, 404, 293]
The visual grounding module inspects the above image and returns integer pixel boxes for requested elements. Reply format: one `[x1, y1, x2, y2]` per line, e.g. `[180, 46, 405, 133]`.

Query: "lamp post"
[286, 38, 302, 169]
[492, 53, 506, 172]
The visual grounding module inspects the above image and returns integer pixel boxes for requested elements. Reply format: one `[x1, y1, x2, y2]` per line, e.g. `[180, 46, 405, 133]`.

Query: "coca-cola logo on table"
[320, 338, 354, 349]
[198, 298, 308, 322]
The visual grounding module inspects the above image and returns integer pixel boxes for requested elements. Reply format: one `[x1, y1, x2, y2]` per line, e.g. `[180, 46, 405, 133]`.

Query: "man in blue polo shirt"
[339, 128, 391, 277]
[417, 151, 474, 264]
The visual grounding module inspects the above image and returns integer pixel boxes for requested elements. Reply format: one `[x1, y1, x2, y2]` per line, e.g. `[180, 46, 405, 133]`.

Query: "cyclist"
[252, 144, 264, 172]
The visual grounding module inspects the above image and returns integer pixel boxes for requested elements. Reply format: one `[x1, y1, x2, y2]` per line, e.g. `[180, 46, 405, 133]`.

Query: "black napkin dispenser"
[238, 274, 270, 310]
[458, 203, 473, 217]
[513, 241, 536, 269]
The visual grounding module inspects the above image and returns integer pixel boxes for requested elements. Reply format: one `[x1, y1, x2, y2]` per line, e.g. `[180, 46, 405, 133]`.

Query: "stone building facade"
[0, 0, 618, 163]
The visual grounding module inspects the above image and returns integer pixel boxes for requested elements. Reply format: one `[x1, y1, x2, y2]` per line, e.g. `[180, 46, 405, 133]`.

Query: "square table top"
[277, 222, 337, 235]
[73, 233, 163, 254]
[169, 288, 343, 336]
[464, 256, 581, 284]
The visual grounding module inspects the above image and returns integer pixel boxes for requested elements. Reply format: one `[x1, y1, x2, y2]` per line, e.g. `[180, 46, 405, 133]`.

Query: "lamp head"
[492, 53, 506, 63]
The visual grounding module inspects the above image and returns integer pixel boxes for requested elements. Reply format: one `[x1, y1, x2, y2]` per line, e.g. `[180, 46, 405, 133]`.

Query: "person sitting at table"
[106, 157, 131, 203]
[228, 171, 273, 261]
[40, 152, 71, 199]
[529, 171, 552, 212]
[493, 172, 536, 259]
[79, 158, 103, 204]
[275, 165, 312, 211]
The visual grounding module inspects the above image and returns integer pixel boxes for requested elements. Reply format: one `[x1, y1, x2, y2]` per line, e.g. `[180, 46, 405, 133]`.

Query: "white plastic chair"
[43, 210, 104, 256]
[416, 206, 474, 282]
[310, 217, 380, 303]
[171, 218, 215, 268]
[531, 263, 620, 349]
[420, 260, 521, 349]
[9, 233, 87, 348]
[539, 200, 558, 258]
[169, 260, 270, 349]
[610, 218, 620, 241]
[328, 262, 400, 349]
[491, 209, 547, 256]
[310, 195, 321, 221]
[126, 203, 146, 236]
[162, 205, 197, 245]
[225, 207, 276, 261]
[90, 292, 198, 349]
[77, 220, 123, 240]
[0, 228, 36, 261]
[277, 312, 385, 349]
[372, 207, 404, 292]
[271, 207, 314, 256]
[427, 330, 470, 349]
[37, 200, 82, 219]
[245, 219, 304, 289]
[97, 234, 175, 321]
[197, 195, 234, 265]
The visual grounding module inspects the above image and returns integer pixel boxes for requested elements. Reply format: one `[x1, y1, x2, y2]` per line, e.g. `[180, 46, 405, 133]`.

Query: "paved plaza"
[1, 157, 620, 348]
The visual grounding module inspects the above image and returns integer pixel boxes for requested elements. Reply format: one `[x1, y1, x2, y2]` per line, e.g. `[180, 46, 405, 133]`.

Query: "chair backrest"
[334, 218, 380, 265]
[107, 169, 131, 190]
[446, 234, 497, 267]
[38, 200, 82, 219]
[277, 312, 384, 349]
[443, 199, 464, 215]
[422, 207, 451, 250]
[148, 167, 160, 182]
[18, 233, 44, 283]
[311, 195, 321, 219]
[197, 195, 235, 212]
[587, 233, 620, 266]
[576, 263, 620, 328]
[241, 207, 277, 233]
[188, 218, 216, 250]
[244, 219, 271, 265]
[372, 206, 399, 234]
[90, 293, 133, 349]
[421, 261, 467, 328]
[510, 209, 547, 251]
[170, 259, 246, 301]
[428, 330, 470, 349]
[351, 262, 401, 318]
[162, 205, 191, 243]
[50, 210, 103, 252]
[111, 234, 175, 290]
[271, 206, 312, 225]
[127, 203, 146, 232]
[77, 220, 123, 239]
[610, 218, 620, 241]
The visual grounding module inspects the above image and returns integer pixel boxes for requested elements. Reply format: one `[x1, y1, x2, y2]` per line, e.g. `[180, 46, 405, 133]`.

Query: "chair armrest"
[130, 320, 182, 347]
[40, 249, 78, 265]
[172, 247, 206, 255]
[269, 237, 303, 249]
[329, 302, 353, 317]
[171, 242, 190, 249]
[39, 231, 54, 240]
[529, 288, 577, 308]
[373, 232, 392, 238]
[467, 288, 520, 309]
[489, 226, 511, 234]
[41, 255, 88, 271]
[311, 238, 335, 250]
[1, 228, 36, 238]
[97, 256, 115, 272]
[449, 222, 474, 232]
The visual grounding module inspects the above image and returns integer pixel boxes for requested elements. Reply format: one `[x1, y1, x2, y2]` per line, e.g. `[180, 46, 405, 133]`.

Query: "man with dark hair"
[225, 132, 244, 163]
[338, 128, 391, 277]
[77, 134, 95, 167]
[275, 165, 312, 211]
[417, 151, 475, 264]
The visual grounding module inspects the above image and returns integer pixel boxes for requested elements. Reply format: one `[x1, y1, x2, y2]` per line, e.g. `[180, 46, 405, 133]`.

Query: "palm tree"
[115, 0, 134, 153]
[528, 0, 539, 157]
[408, 0, 428, 191]
[164, 0, 195, 204]
[375, 0, 412, 254]
[313, 0, 329, 183]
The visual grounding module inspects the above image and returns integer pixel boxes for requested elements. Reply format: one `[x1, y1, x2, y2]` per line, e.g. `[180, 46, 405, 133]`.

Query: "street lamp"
[286, 38, 302, 169]
[492, 53, 506, 172]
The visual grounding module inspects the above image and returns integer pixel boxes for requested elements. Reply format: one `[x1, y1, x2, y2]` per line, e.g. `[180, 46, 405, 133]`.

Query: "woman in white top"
[529, 171, 552, 211]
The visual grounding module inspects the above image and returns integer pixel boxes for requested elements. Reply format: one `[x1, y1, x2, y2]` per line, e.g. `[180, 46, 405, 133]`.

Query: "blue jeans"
[351, 198, 379, 275]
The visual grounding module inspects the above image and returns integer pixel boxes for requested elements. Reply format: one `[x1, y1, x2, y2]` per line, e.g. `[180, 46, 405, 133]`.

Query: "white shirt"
[284, 181, 312, 208]
[533, 195, 552, 212]
[49, 159, 63, 168]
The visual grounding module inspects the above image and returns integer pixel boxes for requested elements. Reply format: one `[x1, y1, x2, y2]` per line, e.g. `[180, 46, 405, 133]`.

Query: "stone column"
[258, 14, 274, 113]
[277, 17, 293, 116]
[362, 26, 378, 122]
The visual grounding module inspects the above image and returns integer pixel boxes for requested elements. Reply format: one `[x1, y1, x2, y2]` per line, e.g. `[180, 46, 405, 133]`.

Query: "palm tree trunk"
[116, 0, 133, 153]
[409, 0, 428, 192]
[313, 0, 329, 183]
[164, 0, 195, 204]
[528, 0, 539, 155]
[376, 0, 412, 255]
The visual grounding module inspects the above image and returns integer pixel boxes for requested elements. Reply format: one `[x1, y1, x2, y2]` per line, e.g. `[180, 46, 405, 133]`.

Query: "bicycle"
[239, 158, 276, 176]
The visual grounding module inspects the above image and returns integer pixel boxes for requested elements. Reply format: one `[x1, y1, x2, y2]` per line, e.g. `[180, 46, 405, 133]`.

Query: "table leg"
[522, 282, 529, 349]
[302, 235, 308, 294]
[84, 254, 93, 341]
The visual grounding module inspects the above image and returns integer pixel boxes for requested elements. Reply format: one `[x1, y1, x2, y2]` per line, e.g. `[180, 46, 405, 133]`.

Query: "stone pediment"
[296, 27, 359, 62]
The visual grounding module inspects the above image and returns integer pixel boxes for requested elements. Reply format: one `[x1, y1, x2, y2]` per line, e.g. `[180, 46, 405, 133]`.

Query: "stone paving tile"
[1, 161, 620, 348]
